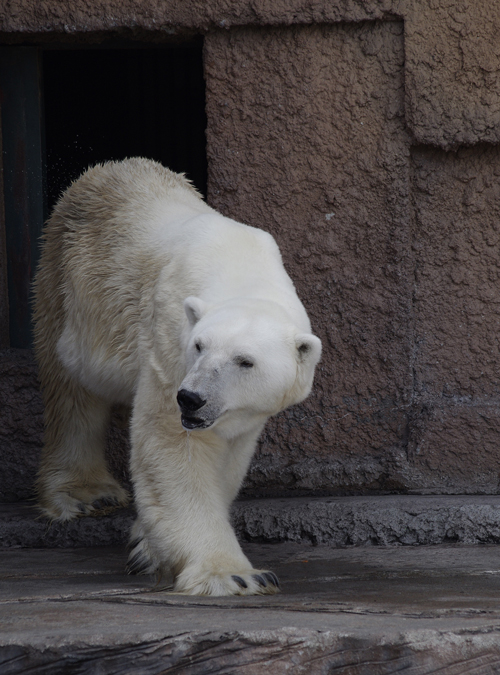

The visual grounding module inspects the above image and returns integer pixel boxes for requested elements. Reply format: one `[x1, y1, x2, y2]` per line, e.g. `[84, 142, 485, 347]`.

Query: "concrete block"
[3, 496, 500, 549]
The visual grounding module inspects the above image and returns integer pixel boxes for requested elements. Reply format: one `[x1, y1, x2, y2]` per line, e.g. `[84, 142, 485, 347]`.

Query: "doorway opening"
[1, 40, 207, 347]
[43, 42, 207, 213]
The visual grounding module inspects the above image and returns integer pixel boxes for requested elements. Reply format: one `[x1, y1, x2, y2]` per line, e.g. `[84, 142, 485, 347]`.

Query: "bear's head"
[177, 296, 322, 439]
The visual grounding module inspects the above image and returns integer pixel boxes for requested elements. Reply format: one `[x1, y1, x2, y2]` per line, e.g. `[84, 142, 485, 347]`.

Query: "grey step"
[3, 495, 500, 549]
[3, 542, 500, 673]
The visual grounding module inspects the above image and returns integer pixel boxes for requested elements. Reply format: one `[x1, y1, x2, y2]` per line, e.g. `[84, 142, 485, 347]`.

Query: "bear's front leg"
[128, 384, 279, 596]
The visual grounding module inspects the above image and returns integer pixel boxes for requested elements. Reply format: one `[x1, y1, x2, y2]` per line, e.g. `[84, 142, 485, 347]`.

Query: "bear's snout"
[177, 389, 206, 413]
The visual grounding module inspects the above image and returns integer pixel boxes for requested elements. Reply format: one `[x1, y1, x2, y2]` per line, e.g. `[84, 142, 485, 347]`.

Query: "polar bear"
[34, 158, 321, 596]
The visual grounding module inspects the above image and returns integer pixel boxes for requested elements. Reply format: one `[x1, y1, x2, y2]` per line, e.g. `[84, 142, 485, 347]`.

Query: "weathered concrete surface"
[0, 502, 134, 548]
[412, 146, 500, 403]
[4, 496, 500, 549]
[0, 0, 497, 153]
[0, 349, 131, 503]
[3, 543, 500, 673]
[405, 1, 500, 149]
[409, 145, 500, 493]
[233, 495, 500, 546]
[0, 350, 43, 502]
[0, 0, 404, 35]
[205, 22, 414, 497]
[204, 23, 500, 496]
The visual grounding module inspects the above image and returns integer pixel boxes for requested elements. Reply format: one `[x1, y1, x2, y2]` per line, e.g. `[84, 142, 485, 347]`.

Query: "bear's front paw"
[175, 568, 280, 596]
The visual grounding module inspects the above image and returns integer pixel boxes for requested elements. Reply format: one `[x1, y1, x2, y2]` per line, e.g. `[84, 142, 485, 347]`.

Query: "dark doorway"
[1, 41, 207, 347]
[43, 42, 207, 214]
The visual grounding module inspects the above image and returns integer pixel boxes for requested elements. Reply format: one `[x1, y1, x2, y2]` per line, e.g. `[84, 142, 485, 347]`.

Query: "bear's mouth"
[181, 414, 213, 430]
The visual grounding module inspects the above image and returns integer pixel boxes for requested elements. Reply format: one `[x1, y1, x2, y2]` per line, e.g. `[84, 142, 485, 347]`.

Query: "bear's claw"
[127, 536, 143, 553]
[126, 551, 153, 575]
[252, 573, 267, 588]
[126, 528, 159, 576]
[175, 568, 280, 596]
[263, 571, 280, 588]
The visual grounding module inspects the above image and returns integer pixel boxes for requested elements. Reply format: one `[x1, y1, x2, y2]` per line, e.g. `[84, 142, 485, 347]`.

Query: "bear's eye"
[236, 357, 254, 369]
[195, 342, 202, 352]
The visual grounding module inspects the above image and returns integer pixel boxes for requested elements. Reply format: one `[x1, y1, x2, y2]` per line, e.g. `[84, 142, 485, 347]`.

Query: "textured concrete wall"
[203, 13, 500, 496]
[205, 22, 414, 495]
[409, 146, 500, 492]
[405, 1, 500, 149]
[1, 0, 500, 500]
[0, 350, 42, 501]
[0, 350, 131, 502]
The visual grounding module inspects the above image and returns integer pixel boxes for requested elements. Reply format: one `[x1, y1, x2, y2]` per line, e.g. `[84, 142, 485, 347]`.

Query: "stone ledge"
[3, 543, 500, 673]
[3, 495, 500, 549]
[233, 494, 500, 546]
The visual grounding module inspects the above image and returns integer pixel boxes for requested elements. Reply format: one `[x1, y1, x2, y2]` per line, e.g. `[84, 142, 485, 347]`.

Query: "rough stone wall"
[205, 22, 414, 495]
[0, 350, 131, 501]
[405, 1, 500, 149]
[409, 146, 500, 493]
[0, 350, 42, 501]
[203, 14, 500, 495]
[1, 0, 500, 500]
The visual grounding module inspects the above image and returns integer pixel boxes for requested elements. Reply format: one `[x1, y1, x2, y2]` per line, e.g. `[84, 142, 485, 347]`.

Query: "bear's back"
[35, 159, 206, 401]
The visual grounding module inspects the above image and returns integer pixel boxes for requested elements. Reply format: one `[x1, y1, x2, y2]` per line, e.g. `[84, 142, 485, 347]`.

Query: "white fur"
[34, 158, 321, 596]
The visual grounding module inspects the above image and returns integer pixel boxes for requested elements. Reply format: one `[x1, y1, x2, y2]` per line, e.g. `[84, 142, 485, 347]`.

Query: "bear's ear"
[295, 333, 322, 366]
[184, 296, 208, 327]
[281, 333, 322, 409]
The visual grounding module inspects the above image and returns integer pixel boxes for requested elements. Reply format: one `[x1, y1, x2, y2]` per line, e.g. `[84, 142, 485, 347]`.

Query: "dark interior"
[43, 41, 207, 215]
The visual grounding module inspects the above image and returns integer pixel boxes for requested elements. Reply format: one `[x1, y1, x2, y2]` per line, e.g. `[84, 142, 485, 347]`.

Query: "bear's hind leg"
[37, 373, 129, 521]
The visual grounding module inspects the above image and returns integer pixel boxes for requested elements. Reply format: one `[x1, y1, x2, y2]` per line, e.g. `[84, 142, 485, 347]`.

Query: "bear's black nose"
[177, 389, 206, 412]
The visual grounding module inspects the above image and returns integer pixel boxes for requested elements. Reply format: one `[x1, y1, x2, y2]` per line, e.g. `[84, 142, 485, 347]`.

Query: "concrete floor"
[3, 542, 500, 673]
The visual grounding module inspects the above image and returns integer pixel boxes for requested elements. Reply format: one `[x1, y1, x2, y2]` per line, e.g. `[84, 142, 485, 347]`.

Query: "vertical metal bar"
[0, 114, 9, 348]
[0, 47, 44, 349]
